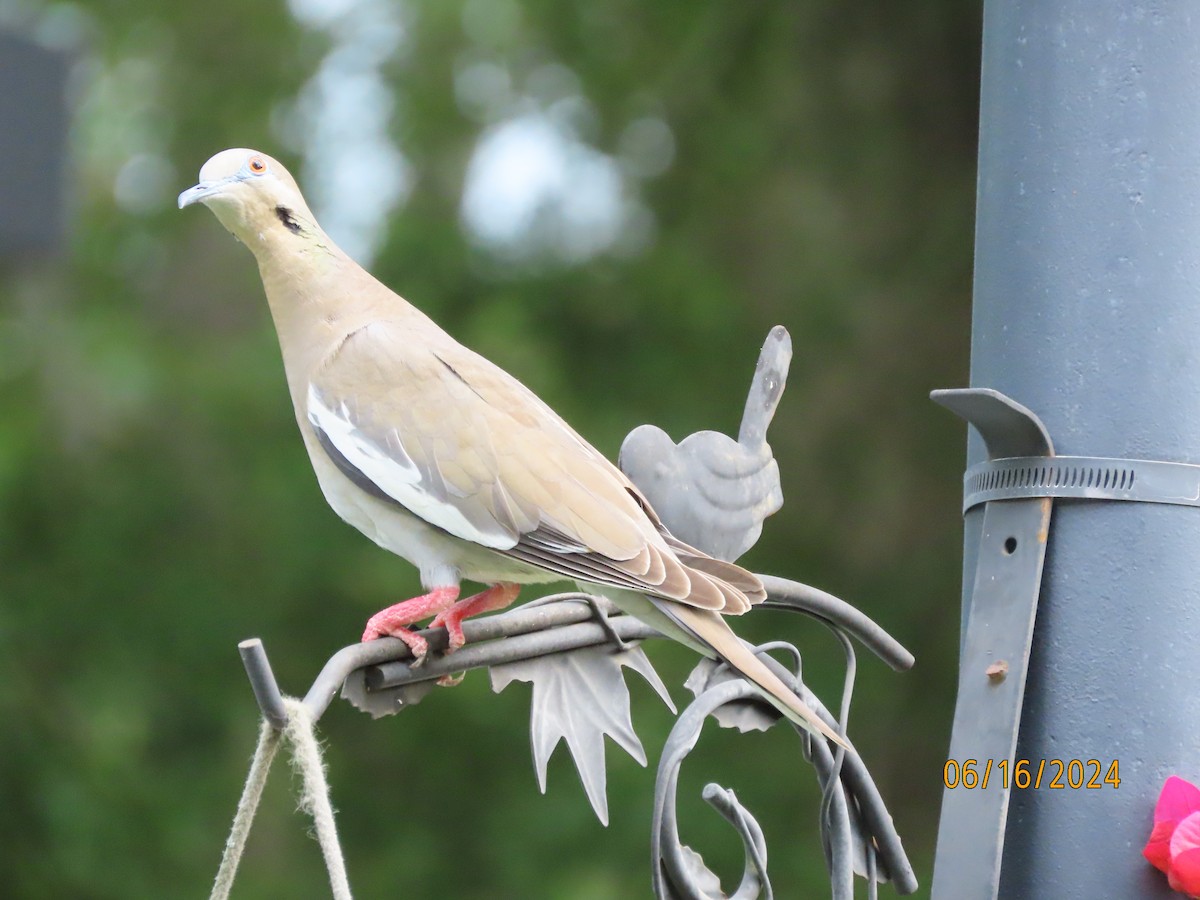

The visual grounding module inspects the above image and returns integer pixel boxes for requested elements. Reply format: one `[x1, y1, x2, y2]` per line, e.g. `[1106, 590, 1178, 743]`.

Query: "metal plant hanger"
[221, 327, 918, 898]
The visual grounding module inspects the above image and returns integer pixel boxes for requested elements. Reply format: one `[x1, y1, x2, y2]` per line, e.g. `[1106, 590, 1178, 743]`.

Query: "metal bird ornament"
[179, 148, 844, 746]
[619, 325, 790, 563]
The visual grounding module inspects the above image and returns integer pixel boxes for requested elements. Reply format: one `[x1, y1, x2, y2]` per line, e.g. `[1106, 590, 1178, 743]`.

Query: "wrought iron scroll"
[239, 578, 918, 897]
[649, 582, 917, 900]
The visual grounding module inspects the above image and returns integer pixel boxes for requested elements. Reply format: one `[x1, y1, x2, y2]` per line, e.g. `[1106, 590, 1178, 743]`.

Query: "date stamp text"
[943, 758, 1121, 790]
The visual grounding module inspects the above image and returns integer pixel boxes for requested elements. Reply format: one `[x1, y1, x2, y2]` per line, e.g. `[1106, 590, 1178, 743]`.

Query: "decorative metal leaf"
[490, 644, 676, 825]
[340, 667, 435, 717]
[663, 844, 725, 899]
[684, 657, 782, 733]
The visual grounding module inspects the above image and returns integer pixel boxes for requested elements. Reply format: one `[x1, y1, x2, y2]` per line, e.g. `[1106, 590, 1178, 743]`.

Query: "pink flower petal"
[1167, 813, 1200, 896]
[1172, 812, 1200, 858]
[1157, 776, 1200, 825]
[1146, 819, 1177, 873]
[1168, 847, 1200, 897]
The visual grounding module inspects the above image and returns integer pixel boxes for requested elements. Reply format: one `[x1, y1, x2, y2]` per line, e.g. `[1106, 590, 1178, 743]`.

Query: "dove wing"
[305, 321, 752, 609]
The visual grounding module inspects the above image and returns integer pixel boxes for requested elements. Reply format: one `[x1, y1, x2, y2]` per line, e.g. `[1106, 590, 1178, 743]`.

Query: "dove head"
[178, 148, 319, 247]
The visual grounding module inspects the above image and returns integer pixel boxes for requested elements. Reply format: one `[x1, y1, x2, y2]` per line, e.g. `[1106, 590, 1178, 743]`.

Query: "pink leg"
[430, 583, 521, 651]
[361, 585, 460, 659]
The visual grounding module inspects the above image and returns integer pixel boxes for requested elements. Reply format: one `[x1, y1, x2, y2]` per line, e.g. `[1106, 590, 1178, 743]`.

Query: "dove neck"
[252, 230, 428, 398]
[257, 226, 341, 312]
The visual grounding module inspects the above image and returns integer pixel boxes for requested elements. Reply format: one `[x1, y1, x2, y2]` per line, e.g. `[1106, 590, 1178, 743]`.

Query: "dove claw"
[359, 583, 520, 665]
[430, 582, 521, 652]
[360, 585, 460, 655]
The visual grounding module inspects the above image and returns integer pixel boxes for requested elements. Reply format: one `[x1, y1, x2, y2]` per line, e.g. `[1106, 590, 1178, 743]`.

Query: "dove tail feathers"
[719, 634, 849, 748]
[664, 534, 767, 613]
[656, 600, 848, 748]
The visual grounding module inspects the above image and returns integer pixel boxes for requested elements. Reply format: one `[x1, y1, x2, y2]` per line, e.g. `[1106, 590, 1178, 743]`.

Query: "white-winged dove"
[179, 148, 844, 745]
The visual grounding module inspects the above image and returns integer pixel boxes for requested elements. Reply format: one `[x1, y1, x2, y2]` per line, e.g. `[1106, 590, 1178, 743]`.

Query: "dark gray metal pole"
[0, 33, 69, 260]
[961, 2, 1200, 896]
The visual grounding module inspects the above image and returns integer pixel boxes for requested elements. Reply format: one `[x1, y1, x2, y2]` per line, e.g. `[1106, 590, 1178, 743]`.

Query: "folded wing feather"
[307, 321, 764, 612]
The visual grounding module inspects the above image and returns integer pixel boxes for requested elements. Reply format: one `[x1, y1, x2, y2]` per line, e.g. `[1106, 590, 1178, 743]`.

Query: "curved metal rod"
[701, 783, 771, 900]
[820, 630, 856, 898]
[652, 678, 773, 900]
[237, 588, 917, 895]
[753, 595, 916, 892]
[237, 639, 288, 731]
[244, 581, 911, 733]
[235, 594, 641, 729]
[365, 616, 661, 691]
[655, 644, 917, 898]
[808, 725, 855, 900]
[823, 731, 917, 892]
[299, 593, 649, 720]
[754, 650, 917, 894]
[651, 677, 860, 899]
[758, 574, 914, 671]
[766, 633, 901, 896]
[866, 836, 879, 900]
[762, 638, 853, 899]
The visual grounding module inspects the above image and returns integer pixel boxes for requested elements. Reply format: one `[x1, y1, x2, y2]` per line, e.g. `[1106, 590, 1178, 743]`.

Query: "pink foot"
[430, 583, 521, 651]
[361, 585, 460, 659]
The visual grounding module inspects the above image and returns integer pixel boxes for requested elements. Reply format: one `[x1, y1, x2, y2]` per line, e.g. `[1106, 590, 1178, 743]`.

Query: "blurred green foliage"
[0, 1, 979, 896]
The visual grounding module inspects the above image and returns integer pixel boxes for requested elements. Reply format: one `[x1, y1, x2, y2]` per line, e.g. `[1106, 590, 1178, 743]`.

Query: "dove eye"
[247, 156, 268, 175]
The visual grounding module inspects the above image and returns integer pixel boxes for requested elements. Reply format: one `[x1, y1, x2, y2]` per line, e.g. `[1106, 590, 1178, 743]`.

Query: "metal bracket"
[929, 388, 1055, 900]
[931, 387, 1200, 899]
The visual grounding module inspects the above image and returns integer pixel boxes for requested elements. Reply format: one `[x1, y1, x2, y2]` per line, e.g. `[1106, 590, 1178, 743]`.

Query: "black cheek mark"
[275, 205, 302, 234]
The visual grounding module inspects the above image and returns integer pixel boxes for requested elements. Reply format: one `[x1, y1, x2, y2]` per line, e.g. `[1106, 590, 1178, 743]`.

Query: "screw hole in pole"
[1003, 536, 1018, 555]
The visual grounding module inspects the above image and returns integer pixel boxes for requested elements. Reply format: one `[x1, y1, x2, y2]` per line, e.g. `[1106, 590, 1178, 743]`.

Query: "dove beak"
[177, 175, 240, 209]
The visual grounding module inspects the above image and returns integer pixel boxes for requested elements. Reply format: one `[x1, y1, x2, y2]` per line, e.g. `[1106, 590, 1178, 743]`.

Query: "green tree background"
[0, 1, 978, 896]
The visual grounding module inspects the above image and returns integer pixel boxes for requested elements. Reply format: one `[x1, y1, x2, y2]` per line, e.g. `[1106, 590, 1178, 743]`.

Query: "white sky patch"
[460, 111, 644, 265]
[287, 0, 358, 30]
[282, 0, 411, 266]
[274, 0, 673, 269]
[455, 50, 671, 267]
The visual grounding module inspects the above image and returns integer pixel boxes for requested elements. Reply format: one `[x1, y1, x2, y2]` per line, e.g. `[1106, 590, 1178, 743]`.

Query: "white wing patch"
[306, 383, 517, 550]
